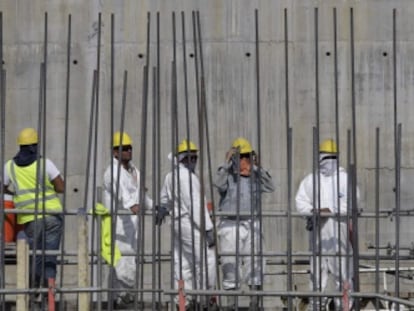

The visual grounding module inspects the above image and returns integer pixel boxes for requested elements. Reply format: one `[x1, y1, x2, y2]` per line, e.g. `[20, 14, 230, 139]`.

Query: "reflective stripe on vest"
[6, 159, 62, 224]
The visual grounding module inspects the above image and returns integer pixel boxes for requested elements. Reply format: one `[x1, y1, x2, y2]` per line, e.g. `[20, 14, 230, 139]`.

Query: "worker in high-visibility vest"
[3, 128, 64, 291]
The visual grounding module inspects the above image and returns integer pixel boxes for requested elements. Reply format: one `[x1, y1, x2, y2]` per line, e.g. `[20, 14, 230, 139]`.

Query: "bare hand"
[130, 204, 139, 214]
[225, 148, 237, 163]
[319, 207, 331, 215]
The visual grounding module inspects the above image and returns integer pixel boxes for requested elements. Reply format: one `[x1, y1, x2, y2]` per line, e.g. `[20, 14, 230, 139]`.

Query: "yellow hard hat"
[177, 139, 198, 154]
[319, 139, 337, 153]
[17, 128, 38, 145]
[232, 137, 253, 154]
[113, 131, 132, 147]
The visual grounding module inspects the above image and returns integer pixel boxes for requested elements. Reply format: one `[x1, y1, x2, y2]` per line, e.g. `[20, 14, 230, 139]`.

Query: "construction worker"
[295, 139, 355, 311]
[103, 131, 153, 309]
[214, 137, 274, 309]
[157, 139, 217, 310]
[3, 128, 64, 303]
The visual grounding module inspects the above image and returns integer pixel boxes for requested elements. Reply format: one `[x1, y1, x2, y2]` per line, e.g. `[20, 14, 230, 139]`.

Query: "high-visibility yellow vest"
[6, 160, 62, 224]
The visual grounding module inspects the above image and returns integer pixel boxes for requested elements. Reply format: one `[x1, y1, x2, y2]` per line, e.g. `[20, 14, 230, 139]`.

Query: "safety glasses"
[117, 145, 132, 152]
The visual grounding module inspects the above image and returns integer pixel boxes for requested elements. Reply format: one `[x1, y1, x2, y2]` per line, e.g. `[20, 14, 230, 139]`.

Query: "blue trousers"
[24, 215, 63, 286]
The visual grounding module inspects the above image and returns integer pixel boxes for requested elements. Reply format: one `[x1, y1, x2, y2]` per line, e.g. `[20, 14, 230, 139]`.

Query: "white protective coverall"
[160, 153, 216, 305]
[295, 165, 354, 309]
[215, 162, 274, 290]
[103, 157, 153, 299]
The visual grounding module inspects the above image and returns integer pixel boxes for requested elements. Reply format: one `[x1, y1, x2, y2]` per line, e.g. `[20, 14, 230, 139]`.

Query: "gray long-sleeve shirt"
[214, 162, 275, 218]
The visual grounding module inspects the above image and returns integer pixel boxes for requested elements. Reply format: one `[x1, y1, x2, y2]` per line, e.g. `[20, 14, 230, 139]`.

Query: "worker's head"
[177, 139, 198, 172]
[113, 131, 133, 162]
[231, 137, 254, 176]
[319, 139, 338, 176]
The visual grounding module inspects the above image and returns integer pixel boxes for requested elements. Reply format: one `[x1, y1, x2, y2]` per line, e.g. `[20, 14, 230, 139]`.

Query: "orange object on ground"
[4, 195, 16, 242]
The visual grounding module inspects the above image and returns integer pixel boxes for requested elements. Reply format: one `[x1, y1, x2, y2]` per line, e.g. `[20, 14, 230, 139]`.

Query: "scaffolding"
[0, 4, 413, 311]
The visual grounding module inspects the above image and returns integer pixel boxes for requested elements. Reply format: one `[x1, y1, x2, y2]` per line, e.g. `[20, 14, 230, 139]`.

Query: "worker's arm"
[254, 165, 275, 193]
[214, 162, 232, 192]
[295, 174, 314, 214]
[51, 175, 65, 193]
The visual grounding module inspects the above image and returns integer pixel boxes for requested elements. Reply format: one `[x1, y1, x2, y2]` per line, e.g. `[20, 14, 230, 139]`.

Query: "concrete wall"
[1, 0, 414, 307]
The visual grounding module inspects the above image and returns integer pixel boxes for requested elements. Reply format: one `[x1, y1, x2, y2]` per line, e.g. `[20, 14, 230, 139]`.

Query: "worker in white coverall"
[157, 139, 217, 310]
[214, 137, 274, 310]
[295, 139, 355, 311]
[103, 131, 153, 309]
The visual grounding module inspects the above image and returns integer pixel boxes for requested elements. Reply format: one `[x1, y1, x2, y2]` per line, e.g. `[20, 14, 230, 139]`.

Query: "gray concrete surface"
[1, 0, 414, 309]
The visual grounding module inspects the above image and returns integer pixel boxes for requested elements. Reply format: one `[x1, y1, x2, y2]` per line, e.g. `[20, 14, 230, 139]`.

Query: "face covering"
[184, 160, 197, 173]
[181, 154, 197, 173]
[319, 158, 337, 176]
[239, 157, 252, 176]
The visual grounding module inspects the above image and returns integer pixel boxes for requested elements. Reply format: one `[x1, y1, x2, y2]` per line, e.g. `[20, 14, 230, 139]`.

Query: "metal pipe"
[155, 11, 162, 310]
[0, 11, 4, 310]
[109, 69, 128, 311]
[375, 127, 380, 310]
[311, 127, 318, 311]
[180, 11, 198, 297]
[89, 13, 101, 309]
[254, 10, 264, 309]
[191, 11, 204, 294]
[31, 61, 45, 310]
[332, 8, 344, 301]
[151, 65, 157, 310]
[136, 62, 149, 308]
[108, 12, 115, 311]
[38, 14, 49, 309]
[58, 14, 71, 311]
[234, 143, 241, 309]
[349, 9, 361, 310]
[196, 10, 222, 300]
[393, 8, 401, 310]
[394, 123, 402, 308]
[137, 11, 151, 307]
[82, 70, 97, 307]
[284, 8, 293, 310]
[170, 11, 180, 310]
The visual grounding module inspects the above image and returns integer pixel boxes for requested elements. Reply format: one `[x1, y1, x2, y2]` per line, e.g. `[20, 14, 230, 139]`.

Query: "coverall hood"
[14, 144, 38, 167]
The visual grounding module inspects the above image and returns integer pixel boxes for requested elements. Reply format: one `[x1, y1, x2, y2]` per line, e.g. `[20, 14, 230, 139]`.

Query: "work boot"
[306, 297, 328, 311]
[114, 292, 135, 309]
[249, 285, 262, 311]
[201, 296, 219, 311]
[223, 289, 237, 311]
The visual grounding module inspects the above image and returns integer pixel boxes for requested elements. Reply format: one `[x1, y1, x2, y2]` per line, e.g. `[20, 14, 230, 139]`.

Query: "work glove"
[305, 216, 313, 231]
[306, 216, 320, 231]
[155, 205, 169, 225]
[205, 230, 215, 248]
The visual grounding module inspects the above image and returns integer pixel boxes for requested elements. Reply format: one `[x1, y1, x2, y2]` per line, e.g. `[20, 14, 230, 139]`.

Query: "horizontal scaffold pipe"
[4, 208, 413, 218]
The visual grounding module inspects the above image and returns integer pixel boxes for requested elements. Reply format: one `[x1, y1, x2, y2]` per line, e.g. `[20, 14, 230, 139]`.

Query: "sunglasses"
[185, 155, 198, 161]
[115, 145, 132, 152]
[240, 153, 251, 159]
